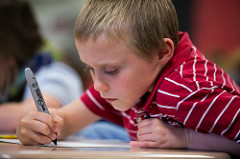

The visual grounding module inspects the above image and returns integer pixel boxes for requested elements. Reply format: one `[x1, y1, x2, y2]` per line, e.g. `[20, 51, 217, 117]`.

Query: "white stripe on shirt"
[179, 62, 185, 78]
[158, 89, 180, 98]
[204, 60, 209, 81]
[228, 74, 235, 93]
[209, 95, 237, 133]
[221, 108, 240, 136]
[122, 112, 137, 126]
[192, 49, 200, 90]
[193, 53, 197, 82]
[213, 63, 217, 81]
[235, 129, 240, 140]
[195, 90, 226, 131]
[177, 86, 218, 111]
[86, 90, 105, 110]
[192, 46, 197, 56]
[221, 68, 226, 89]
[154, 102, 176, 109]
[183, 90, 212, 125]
[165, 77, 193, 92]
[233, 80, 240, 94]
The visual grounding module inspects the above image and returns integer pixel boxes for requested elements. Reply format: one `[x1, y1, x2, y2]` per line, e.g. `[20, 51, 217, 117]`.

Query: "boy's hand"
[129, 118, 187, 148]
[16, 109, 63, 145]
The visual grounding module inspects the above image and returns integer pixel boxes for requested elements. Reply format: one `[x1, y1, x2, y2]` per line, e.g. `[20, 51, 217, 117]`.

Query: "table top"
[0, 138, 231, 159]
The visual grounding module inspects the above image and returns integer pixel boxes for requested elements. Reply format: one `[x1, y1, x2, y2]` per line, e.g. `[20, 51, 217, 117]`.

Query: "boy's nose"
[93, 77, 109, 93]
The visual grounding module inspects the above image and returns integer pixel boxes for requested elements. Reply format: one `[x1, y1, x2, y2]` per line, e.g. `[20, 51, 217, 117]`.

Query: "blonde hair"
[74, 0, 179, 61]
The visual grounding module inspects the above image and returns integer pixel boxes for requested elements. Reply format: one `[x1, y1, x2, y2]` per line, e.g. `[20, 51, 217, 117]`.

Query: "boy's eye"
[104, 68, 119, 75]
[84, 65, 94, 72]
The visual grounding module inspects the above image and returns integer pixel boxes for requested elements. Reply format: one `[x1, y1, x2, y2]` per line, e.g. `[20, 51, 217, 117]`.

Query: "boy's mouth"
[104, 98, 117, 103]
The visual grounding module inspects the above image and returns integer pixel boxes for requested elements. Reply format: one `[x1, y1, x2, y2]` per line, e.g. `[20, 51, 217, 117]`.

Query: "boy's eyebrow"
[82, 62, 122, 68]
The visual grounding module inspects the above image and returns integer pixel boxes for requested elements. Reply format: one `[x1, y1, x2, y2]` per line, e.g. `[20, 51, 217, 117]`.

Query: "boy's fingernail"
[50, 133, 56, 140]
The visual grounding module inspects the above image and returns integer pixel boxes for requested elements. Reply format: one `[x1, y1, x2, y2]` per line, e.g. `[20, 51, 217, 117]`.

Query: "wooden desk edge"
[0, 149, 231, 159]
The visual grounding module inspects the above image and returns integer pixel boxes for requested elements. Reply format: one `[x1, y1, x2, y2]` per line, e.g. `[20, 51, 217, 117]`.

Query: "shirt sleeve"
[80, 85, 123, 126]
[154, 69, 240, 144]
[176, 86, 240, 144]
[23, 62, 84, 106]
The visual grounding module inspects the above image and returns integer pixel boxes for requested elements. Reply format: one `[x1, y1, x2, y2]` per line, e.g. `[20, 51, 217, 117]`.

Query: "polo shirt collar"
[143, 32, 194, 112]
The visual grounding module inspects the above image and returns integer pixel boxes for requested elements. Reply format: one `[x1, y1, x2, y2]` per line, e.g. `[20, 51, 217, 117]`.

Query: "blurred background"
[29, 0, 85, 57]
[29, 0, 240, 86]
[29, 0, 91, 90]
[172, 0, 240, 85]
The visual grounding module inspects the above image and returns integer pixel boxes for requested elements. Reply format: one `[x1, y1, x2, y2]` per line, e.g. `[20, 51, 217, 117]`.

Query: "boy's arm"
[130, 118, 240, 157]
[0, 93, 61, 132]
[55, 99, 100, 140]
[186, 129, 240, 157]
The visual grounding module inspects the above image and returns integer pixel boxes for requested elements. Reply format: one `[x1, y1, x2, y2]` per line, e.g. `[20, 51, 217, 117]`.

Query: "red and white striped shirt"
[81, 32, 240, 143]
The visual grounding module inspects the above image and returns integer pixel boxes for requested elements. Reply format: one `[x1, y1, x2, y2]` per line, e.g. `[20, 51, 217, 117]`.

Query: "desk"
[0, 138, 231, 159]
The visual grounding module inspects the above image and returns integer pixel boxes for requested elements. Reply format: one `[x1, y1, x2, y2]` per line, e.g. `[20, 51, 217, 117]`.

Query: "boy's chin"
[111, 103, 132, 112]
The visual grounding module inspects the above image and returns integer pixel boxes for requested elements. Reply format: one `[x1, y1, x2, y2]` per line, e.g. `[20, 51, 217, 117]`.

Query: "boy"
[17, 0, 240, 156]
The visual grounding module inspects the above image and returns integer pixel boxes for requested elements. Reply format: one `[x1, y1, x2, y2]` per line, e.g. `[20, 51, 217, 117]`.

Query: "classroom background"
[29, 0, 240, 87]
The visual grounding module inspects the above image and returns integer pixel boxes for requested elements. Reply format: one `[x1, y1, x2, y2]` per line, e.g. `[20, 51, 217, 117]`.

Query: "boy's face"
[76, 36, 162, 111]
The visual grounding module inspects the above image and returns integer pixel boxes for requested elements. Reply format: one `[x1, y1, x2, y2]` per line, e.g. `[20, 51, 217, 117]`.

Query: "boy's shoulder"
[155, 51, 240, 100]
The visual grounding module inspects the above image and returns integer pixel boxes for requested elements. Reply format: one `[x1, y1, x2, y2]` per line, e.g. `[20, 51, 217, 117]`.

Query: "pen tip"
[53, 139, 57, 145]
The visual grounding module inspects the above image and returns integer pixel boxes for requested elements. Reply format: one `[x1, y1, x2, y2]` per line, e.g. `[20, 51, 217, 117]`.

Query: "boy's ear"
[157, 38, 174, 65]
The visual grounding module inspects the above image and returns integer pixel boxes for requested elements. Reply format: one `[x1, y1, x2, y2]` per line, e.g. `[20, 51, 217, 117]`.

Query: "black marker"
[25, 67, 57, 145]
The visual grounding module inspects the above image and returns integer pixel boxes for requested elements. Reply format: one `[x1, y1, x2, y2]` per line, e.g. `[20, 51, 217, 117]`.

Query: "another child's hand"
[129, 118, 187, 148]
[16, 109, 63, 145]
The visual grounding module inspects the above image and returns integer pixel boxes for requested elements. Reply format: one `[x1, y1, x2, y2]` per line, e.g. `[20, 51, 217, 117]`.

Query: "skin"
[76, 35, 174, 111]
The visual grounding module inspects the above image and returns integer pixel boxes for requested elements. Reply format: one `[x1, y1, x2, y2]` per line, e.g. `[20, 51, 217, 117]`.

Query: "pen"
[0, 135, 17, 139]
[25, 67, 57, 145]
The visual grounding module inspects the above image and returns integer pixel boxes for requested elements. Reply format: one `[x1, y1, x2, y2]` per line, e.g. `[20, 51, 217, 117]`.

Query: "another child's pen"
[25, 67, 57, 145]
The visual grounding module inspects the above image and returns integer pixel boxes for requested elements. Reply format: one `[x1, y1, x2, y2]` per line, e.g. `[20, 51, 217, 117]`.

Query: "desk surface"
[0, 139, 231, 159]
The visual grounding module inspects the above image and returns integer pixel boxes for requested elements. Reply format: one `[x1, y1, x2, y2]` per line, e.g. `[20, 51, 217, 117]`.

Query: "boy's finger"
[137, 131, 164, 142]
[138, 118, 160, 129]
[129, 141, 141, 147]
[27, 111, 55, 130]
[129, 141, 151, 148]
[137, 118, 152, 129]
[137, 127, 152, 138]
[50, 113, 63, 137]
[26, 119, 52, 136]
[31, 131, 52, 145]
[19, 127, 52, 145]
[130, 140, 166, 148]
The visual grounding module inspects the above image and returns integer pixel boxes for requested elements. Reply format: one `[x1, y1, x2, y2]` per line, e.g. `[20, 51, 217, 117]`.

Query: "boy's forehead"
[76, 36, 147, 68]
[76, 34, 130, 54]
[76, 38, 128, 63]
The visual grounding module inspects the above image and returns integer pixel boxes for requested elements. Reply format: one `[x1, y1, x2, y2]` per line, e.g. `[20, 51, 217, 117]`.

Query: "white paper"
[0, 139, 21, 144]
[0, 138, 131, 148]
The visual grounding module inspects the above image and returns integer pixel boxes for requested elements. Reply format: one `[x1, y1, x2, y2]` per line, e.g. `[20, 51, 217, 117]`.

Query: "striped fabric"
[80, 32, 240, 144]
